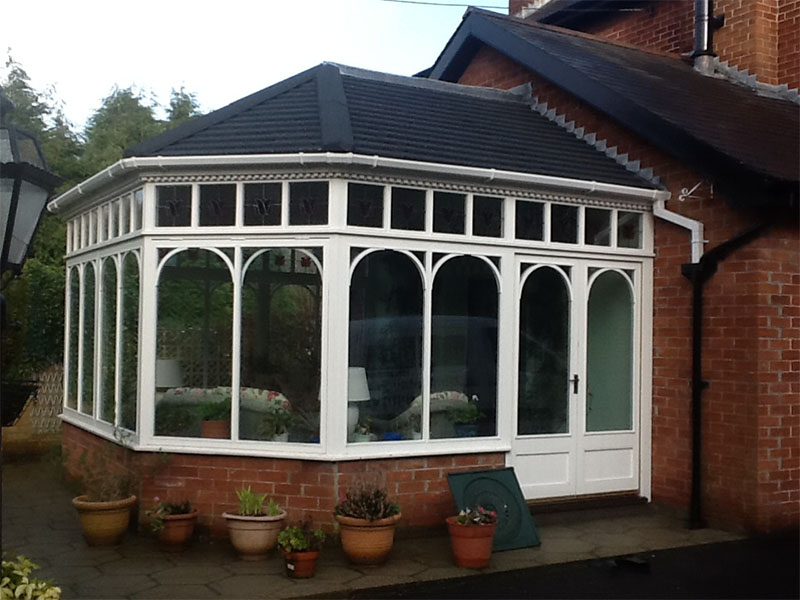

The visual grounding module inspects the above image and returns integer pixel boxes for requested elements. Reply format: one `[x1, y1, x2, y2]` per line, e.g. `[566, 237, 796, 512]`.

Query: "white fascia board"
[48, 153, 671, 213]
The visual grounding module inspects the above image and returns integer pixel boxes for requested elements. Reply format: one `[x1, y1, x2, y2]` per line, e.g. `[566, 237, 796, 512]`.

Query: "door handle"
[569, 374, 579, 394]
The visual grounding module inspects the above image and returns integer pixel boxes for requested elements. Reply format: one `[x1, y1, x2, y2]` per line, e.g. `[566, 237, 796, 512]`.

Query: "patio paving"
[1, 456, 743, 599]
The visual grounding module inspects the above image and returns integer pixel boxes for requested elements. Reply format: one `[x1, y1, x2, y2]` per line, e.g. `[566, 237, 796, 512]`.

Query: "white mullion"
[326, 237, 348, 454]
[191, 184, 200, 228]
[281, 182, 289, 227]
[230, 247, 242, 441]
[422, 251, 432, 440]
[138, 242, 157, 442]
[578, 206, 586, 246]
[94, 258, 103, 419]
[328, 179, 348, 227]
[76, 263, 85, 413]
[382, 185, 391, 230]
[543, 202, 552, 243]
[505, 197, 515, 242]
[235, 182, 244, 228]
[114, 254, 125, 427]
[425, 189, 434, 233]
[496, 248, 515, 443]
[465, 193, 474, 236]
[611, 209, 620, 248]
[63, 267, 73, 410]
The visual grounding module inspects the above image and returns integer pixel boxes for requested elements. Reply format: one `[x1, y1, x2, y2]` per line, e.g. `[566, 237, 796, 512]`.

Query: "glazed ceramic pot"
[446, 516, 497, 568]
[72, 495, 137, 546]
[334, 513, 401, 565]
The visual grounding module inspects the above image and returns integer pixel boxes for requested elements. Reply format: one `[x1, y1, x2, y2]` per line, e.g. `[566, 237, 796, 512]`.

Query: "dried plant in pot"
[333, 481, 401, 565]
[70, 444, 137, 546]
[223, 486, 286, 560]
[146, 498, 197, 552]
[446, 506, 498, 569]
[277, 519, 325, 579]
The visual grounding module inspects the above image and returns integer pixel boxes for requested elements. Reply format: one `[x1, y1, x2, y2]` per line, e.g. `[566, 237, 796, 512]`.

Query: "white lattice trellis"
[31, 364, 64, 434]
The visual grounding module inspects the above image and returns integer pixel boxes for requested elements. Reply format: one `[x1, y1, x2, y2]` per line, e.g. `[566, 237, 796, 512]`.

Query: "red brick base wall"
[62, 424, 505, 536]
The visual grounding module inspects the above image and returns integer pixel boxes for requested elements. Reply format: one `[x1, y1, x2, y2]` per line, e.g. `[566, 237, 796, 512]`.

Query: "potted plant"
[448, 401, 484, 437]
[223, 486, 287, 560]
[146, 498, 197, 552]
[333, 482, 401, 565]
[351, 419, 372, 443]
[256, 393, 293, 441]
[200, 401, 231, 438]
[277, 519, 325, 579]
[446, 506, 498, 568]
[70, 446, 137, 546]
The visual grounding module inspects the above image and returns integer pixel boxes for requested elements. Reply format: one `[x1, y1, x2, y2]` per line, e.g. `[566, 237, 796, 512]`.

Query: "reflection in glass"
[289, 182, 328, 225]
[157, 185, 192, 227]
[431, 257, 498, 439]
[244, 183, 281, 226]
[81, 263, 95, 415]
[551, 204, 578, 243]
[349, 251, 423, 442]
[120, 254, 139, 430]
[240, 249, 322, 443]
[515, 200, 544, 241]
[347, 183, 383, 228]
[585, 208, 611, 246]
[618, 212, 643, 248]
[199, 184, 236, 226]
[433, 192, 465, 234]
[518, 267, 569, 435]
[473, 195, 503, 238]
[587, 271, 633, 432]
[100, 259, 117, 424]
[391, 187, 425, 231]
[67, 269, 80, 410]
[155, 249, 233, 438]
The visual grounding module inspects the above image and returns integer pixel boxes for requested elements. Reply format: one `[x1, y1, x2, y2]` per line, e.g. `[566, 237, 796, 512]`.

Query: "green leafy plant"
[455, 506, 497, 526]
[235, 486, 280, 517]
[199, 401, 230, 422]
[277, 520, 325, 553]
[447, 402, 484, 425]
[257, 396, 293, 438]
[1, 555, 61, 600]
[145, 498, 193, 532]
[334, 482, 400, 521]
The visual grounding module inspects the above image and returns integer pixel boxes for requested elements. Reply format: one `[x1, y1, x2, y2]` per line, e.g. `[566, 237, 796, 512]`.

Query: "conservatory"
[51, 65, 664, 523]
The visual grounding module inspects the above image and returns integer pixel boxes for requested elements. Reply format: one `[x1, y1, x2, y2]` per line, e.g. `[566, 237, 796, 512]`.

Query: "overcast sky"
[3, 0, 507, 131]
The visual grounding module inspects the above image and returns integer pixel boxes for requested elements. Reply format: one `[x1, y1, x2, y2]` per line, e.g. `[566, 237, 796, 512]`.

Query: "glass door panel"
[586, 270, 633, 432]
[518, 266, 570, 435]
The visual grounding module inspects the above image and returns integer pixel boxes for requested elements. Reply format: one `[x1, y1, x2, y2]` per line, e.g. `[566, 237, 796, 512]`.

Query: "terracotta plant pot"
[446, 516, 497, 569]
[223, 510, 287, 560]
[335, 513, 402, 565]
[72, 495, 137, 546]
[158, 510, 198, 552]
[202, 419, 230, 438]
[281, 549, 320, 578]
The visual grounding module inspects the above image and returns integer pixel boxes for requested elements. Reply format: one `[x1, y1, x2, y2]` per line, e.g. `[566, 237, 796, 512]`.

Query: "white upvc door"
[512, 255, 642, 499]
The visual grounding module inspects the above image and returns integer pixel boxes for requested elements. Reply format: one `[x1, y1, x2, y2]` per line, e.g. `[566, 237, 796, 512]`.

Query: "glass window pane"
[431, 256, 498, 439]
[67, 269, 80, 410]
[473, 195, 503, 238]
[515, 200, 544, 241]
[347, 183, 384, 228]
[618, 211, 643, 248]
[120, 254, 139, 431]
[552, 204, 578, 243]
[81, 263, 95, 415]
[585, 208, 611, 246]
[349, 251, 423, 442]
[99, 259, 117, 424]
[244, 183, 281, 226]
[587, 271, 633, 432]
[391, 187, 425, 231]
[118, 198, 129, 235]
[240, 249, 322, 443]
[199, 184, 236, 226]
[289, 181, 328, 225]
[133, 189, 143, 231]
[433, 192, 465, 234]
[518, 267, 569, 435]
[155, 249, 233, 438]
[157, 185, 192, 227]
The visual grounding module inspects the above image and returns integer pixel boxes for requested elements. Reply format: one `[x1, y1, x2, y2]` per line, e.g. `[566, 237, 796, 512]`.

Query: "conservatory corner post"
[138, 238, 159, 445]
[496, 247, 516, 443]
[230, 247, 243, 441]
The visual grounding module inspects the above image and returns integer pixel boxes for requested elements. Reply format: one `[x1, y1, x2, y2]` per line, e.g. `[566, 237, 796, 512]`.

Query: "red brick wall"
[458, 47, 800, 532]
[778, 0, 800, 90]
[62, 423, 505, 537]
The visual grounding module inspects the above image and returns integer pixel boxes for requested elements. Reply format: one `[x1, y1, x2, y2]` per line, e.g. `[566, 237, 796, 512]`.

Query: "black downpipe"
[681, 220, 773, 529]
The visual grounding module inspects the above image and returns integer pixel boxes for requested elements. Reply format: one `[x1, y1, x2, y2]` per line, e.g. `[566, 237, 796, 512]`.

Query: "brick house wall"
[62, 423, 505, 537]
[458, 44, 799, 532]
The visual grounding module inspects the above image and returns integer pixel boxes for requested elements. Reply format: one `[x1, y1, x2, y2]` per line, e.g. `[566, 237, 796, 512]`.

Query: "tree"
[168, 86, 201, 125]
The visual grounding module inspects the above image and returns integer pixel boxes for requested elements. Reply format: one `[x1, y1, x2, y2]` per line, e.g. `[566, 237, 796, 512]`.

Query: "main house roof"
[125, 63, 653, 190]
[427, 9, 799, 208]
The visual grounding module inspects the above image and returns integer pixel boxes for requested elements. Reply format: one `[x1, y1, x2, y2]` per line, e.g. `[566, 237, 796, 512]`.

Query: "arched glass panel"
[431, 256, 498, 439]
[349, 251, 423, 442]
[66, 268, 80, 410]
[119, 253, 139, 430]
[155, 249, 233, 438]
[518, 267, 570, 435]
[99, 258, 117, 423]
[80, 263, 95, 415]
[240, 248, 322, 443]
[586, 270, 633, 432]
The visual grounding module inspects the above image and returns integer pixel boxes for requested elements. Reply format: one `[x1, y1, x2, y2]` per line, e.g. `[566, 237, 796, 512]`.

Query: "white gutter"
[653, 198, 705, 263]
[47, 152, 670, 214]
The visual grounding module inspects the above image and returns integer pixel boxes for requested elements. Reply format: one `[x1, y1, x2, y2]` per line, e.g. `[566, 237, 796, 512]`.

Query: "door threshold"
[527, 492, 647, 518]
